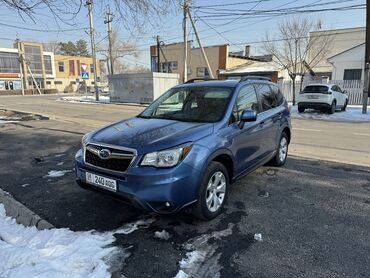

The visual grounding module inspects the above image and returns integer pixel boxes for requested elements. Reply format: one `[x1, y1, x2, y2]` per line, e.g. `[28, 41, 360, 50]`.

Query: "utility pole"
[156, 35, 161, 72]
[15, 38, 25, 95]
[183, 0, 188, 83]
[363, 0, 370, 114]
[187, 7, 214, 79]
[104, 8, 114, 75]
[86, 0, 99, 101]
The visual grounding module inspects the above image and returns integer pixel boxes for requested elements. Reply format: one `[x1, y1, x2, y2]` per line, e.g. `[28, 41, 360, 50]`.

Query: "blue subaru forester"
[75, 78, 291, 220]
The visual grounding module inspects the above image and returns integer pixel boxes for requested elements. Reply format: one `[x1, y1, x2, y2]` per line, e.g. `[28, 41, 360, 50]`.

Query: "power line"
[0, 22, 88, 32]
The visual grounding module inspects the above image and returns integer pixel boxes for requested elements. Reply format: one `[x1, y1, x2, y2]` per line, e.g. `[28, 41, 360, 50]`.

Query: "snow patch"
[0, 204, 116, 278]
[254, 233, 263, 241]
[60, 96, 110, 104]
[113, 217, 157, 235]
[154, 230, 170, 240]
[290, 106, 370, 122]
[21, 184, 29, 188]
[44, 170, 72, 178]
[57, 162, 64, 166]
[0, 120, 18, 124]
[0, 205, 157, 277]
[175, 223, 234, 278]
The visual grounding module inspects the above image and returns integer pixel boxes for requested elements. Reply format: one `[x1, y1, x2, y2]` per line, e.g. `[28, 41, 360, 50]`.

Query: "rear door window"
[269, 84, 284, 106]
[255, 84, 277, 111]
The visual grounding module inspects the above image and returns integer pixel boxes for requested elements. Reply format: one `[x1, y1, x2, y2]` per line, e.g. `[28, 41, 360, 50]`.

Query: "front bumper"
[297, 102, 332, 109]
[75, 149, 202, 214]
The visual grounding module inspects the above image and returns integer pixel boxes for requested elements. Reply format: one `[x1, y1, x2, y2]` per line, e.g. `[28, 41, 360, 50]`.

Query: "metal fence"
[277, 80, 364, 105]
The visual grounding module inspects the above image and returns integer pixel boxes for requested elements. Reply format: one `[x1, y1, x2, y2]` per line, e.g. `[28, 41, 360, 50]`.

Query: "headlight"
[141, 145, 192, 168]
[82, 132, 92, 148]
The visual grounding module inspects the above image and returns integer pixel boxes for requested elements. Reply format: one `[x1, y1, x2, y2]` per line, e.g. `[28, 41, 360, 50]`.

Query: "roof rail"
[238, 76, 272, 82]
[184, 78, 218, 84]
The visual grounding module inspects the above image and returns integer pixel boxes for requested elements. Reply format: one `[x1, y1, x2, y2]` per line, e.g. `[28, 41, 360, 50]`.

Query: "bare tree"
[0, 0, 175, 30]
[264, 18, 332, 105]
[97, 29, 138, 75]
[42, 41, 62, 54]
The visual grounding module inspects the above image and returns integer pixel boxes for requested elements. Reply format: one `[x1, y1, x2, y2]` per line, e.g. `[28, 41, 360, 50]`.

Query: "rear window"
[303, 86, 328, 93]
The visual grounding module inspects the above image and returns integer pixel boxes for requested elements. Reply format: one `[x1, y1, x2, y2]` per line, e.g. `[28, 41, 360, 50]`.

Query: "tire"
[328, 101, 336, 114]
[270, 132, 289, 167]
[341, 100, 348, 111]
[298, 106, 305, 113]
[192, 161, 229, 220]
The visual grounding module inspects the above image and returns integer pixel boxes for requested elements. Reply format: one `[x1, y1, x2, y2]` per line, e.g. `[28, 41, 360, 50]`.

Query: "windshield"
[139, 87, 233, 123]
[303, 85, 329, 93]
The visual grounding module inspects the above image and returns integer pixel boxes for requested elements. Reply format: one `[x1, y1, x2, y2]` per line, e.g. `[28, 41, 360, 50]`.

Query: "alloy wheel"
[279, 137, 288, 162]
[205, 171, 226, 212]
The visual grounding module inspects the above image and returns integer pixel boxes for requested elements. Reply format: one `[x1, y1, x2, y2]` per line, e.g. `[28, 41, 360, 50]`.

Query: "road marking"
[294, 128, 322, 132]
[354, 133, 370, 137]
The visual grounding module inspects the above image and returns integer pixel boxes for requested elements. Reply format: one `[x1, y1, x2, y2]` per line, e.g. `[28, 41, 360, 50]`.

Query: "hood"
[89, 117, 214, 154]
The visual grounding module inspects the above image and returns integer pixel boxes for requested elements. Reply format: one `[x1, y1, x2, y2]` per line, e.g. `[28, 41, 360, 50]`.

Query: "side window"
[232, 85, 258, 122]
[336, 86, 343, 93]
[256, 84, 277, 111]
[269, 85, 284, 106]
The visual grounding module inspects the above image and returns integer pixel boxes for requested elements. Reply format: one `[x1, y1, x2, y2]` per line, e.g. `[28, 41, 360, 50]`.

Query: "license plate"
[86, 172, 117, 191]
[307, 95, 319, 99]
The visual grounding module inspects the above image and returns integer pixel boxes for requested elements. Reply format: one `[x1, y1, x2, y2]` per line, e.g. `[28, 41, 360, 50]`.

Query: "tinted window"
[232, 85, 258, 122]
[303, 85, 328, 93]
[256, 84, 277, 111]
[269, 85, 284, 106]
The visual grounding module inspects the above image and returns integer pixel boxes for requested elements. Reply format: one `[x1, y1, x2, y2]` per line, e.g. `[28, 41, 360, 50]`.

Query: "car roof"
[174, 79, 275, 89]
[305, 84, 331, 87]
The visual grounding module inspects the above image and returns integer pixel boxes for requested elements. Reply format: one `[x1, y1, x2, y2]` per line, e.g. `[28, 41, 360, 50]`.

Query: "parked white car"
[297, 84, 348, 114]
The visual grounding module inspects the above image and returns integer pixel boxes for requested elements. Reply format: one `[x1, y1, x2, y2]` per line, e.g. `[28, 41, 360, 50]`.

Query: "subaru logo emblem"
[98, 148, 111, 159]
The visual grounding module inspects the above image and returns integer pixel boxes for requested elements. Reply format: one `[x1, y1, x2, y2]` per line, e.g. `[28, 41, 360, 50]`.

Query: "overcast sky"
[0, 0, 365, 68]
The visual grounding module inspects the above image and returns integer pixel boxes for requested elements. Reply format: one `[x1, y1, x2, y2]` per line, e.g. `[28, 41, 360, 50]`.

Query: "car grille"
[85, 144, 135, 172]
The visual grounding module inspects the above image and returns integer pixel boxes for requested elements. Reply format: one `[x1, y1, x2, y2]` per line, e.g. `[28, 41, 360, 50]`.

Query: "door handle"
[259, 121, 265, 126]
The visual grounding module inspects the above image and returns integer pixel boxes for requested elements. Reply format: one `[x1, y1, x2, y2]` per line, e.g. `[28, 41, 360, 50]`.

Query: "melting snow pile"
[290, 106, 370, 122]
[60, 96, 110, 104]
[44, 170, 72, 178]
[154, 230, 170, 240]
[0, 204, 116, 278]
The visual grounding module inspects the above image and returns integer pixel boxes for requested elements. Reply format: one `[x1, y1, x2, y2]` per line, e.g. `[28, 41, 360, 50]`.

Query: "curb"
[0, 188, 54, 230]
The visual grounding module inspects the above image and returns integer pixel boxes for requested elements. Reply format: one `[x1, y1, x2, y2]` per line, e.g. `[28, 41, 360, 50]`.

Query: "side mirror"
[343, 90, 348, 94]
[239, 109, 257, 129]
[241, 109, 257, 122]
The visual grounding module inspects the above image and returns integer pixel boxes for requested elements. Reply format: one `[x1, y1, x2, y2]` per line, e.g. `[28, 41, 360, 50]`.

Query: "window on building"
[90, 64, 94, 74]
[160, 61, 178, 73]
[343, 69, 362, 80]
[77, 60, 81, 76]
[24, 45, 42, 75]
[43, 55, 53, 75]
[46, 81, 51, 85]
[0, 52, 20, 73]
[54, 81, 63, 85]
[58, 61, 64, 72]
[196, 67, 209, 78]
[69, 60, 75, 76]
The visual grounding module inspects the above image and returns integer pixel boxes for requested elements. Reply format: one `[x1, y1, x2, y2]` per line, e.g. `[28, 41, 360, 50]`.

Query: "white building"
[309, 27, 365, 78]
[328, 43, 364, 81]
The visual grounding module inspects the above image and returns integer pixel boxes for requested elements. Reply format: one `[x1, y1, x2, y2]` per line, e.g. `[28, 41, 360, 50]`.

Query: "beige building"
[53, 55, 100, 92]
[150, 42, 250, 81]
[0, 41, 100, 93]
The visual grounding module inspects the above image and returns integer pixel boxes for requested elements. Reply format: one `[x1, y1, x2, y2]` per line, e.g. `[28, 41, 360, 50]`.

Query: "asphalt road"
[0, 119, 370, 277]
[1, 94, 369, 166]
